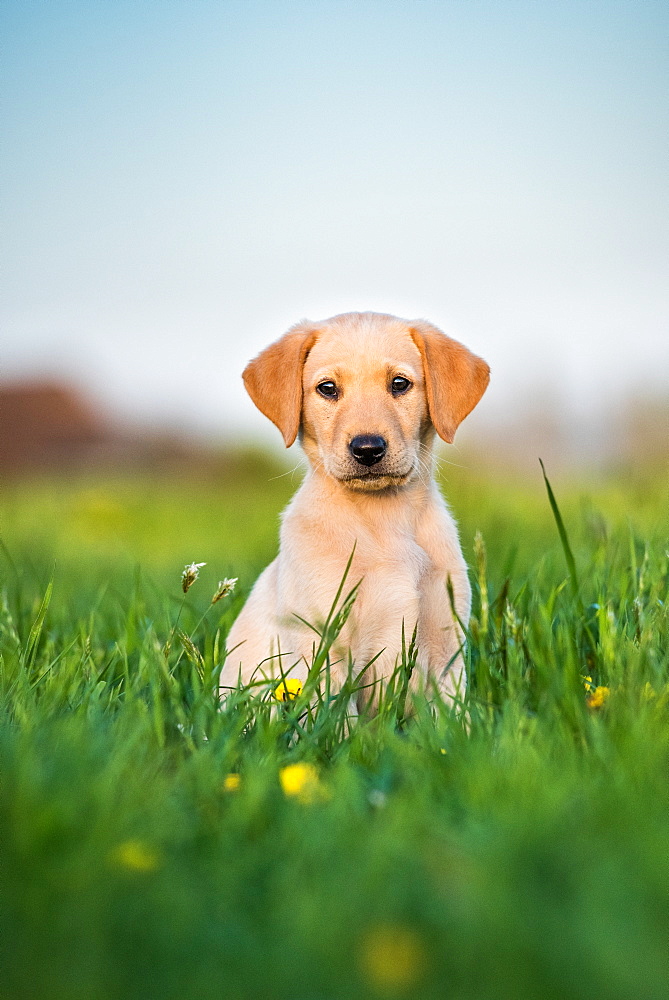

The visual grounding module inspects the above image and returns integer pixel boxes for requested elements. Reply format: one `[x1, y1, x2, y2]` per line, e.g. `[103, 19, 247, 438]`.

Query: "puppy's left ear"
[410, 322, 490, 443]
[242, 323, 317, 446]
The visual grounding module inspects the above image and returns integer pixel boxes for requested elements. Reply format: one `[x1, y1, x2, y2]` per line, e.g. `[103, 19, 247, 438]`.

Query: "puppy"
[219, 312, 489, 709]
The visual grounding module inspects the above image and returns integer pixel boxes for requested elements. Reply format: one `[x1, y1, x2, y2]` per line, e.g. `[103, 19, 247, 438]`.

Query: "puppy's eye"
[316, 380, 338, 399]
[391, 376, 412, 395]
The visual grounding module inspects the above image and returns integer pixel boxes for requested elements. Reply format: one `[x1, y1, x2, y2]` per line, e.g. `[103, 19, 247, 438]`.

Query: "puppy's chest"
[352, 510, 462, 624]
[280, 491, 457, 614]
[348, 529, 451, 642]
[352, 519, 442, 589]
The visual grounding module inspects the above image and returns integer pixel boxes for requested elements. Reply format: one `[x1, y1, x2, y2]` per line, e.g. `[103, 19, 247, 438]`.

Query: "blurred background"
[1, 0, 668, 481]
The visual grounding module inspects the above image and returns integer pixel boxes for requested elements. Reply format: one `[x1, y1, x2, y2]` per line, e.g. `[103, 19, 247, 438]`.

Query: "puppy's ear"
[410, 322, 490, 443]
[242, 323, 318, 447]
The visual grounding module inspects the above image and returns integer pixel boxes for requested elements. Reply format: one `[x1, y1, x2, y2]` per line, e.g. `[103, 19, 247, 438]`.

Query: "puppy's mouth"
[337, 469, 415, 492]
[322, 448, 418, 492]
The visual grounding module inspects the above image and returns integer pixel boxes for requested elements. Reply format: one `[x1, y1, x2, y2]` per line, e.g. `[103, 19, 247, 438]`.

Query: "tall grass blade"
[539, 459, 581, 606]
[22, 574, 54, 672]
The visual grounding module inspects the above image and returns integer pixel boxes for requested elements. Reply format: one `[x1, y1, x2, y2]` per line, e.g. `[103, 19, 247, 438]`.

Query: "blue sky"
[2, 0, 667, 443]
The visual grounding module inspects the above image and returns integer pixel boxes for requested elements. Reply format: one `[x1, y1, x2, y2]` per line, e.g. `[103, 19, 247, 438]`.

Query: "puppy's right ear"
[242, 324, 317, 447]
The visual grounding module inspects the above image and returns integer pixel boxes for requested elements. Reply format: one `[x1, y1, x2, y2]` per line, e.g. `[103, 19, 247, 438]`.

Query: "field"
[1, 449, 668, 1000]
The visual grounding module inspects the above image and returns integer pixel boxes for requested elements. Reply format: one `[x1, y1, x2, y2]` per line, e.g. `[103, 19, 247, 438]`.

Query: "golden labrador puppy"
[219, 312, 489, 708]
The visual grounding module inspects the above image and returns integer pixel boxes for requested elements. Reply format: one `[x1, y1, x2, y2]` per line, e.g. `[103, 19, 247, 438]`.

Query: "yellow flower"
[581, 674, 595, 694]
[110, 839, 160, 872]
[274, 677, 304, 702]
[359, 923, 426, 992]
[587, 686, 610, 710]
[223, 773, 241, 792]
[279, 762, 327, 804]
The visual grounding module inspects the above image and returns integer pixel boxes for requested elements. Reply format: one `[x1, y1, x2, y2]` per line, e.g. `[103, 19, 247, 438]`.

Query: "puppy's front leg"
[348, 570, 422, 712]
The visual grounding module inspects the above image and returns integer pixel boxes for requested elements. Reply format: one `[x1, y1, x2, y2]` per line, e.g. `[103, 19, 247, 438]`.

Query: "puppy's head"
[243, 312, 489, 492]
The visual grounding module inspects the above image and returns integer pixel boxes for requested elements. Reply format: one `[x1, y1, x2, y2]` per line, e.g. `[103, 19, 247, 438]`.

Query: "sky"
[1, 0, 668, 448]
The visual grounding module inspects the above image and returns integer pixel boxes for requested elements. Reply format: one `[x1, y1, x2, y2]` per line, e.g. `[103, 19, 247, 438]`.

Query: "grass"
[0, 451, 668, 999]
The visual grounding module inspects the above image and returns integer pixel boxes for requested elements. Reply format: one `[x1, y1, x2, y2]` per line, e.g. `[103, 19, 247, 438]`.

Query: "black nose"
[349, 434, 387, 467]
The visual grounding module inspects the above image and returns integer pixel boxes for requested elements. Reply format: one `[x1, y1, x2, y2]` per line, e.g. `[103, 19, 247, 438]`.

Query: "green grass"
[0, 453, 668, 1000]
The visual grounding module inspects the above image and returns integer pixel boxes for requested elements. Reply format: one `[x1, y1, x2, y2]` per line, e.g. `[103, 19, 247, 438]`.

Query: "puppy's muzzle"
[349, 435, 387, 467]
